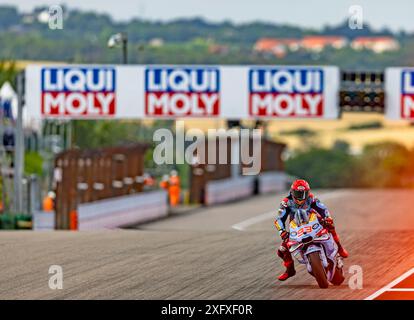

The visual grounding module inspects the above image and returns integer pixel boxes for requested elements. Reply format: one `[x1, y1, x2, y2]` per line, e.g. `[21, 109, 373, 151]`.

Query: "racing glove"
[321, 217, 334, 230]
[280, 230, 289, 241]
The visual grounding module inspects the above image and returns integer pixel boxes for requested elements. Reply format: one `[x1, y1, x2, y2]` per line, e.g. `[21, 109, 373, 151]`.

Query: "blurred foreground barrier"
[0, 213, 16, 229]
[77, 190, 168, 230]
[33, 211, 55, 230]
[205, 176, 255, 205]
[0, 213, 32, 230]
[257, 171, 289, 194]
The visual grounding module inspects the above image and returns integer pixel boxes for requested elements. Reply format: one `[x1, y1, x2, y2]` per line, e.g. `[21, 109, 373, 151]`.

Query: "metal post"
[263, 120, 269, 139]
[14, 72, 24, 213]
[66, 120, 72, 149]
[122, 33, 128, 64]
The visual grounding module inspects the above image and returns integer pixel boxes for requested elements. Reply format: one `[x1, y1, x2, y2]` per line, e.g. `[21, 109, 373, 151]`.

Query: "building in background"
[301, 36, 348, 52]
[254, 35, 399, 56]
[351, 36, 400, 53]
[148, 38, 165, 48]
[254, 36, 347, 56]
[254, 38, 301, 58]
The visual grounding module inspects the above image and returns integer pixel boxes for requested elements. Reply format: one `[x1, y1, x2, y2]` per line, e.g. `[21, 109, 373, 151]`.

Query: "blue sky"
[1, 0, 413, 32]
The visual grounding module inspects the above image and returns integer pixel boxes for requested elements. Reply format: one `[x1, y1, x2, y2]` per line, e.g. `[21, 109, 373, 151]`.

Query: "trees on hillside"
[0, 5, 412, 68]
[285, 141, 414, 188]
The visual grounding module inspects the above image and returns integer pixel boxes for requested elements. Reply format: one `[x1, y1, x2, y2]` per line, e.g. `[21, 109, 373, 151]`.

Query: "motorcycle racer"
[275, 179, 349, 281]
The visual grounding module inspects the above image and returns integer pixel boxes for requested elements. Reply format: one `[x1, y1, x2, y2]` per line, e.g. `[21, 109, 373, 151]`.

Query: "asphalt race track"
[1, 189, 414, 299]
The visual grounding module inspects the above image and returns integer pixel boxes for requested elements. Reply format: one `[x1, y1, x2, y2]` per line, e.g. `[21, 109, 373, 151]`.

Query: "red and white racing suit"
[274, 193, 346, 270]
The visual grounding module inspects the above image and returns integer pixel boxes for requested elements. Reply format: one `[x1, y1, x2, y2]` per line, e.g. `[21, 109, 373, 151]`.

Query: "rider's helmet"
[290, 179, 310, 205]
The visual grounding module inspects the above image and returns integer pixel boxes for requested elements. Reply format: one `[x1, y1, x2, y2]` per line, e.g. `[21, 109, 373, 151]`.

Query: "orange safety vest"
[168, 176, 180, 206]
[169, 176, 180, 187]
[160, 180, 169, 189]
[42, 196, 54, 212]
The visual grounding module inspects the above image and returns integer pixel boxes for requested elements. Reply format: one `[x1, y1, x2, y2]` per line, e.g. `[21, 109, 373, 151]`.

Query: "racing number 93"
[297, 225, 313, 237]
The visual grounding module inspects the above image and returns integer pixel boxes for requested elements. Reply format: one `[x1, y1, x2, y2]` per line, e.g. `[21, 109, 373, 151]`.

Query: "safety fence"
[53, 143, 148, 229]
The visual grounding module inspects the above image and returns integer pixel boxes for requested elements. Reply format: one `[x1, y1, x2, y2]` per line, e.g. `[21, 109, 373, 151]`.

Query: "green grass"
[347, 121, 383, 130]
[279, 127, 317, 136]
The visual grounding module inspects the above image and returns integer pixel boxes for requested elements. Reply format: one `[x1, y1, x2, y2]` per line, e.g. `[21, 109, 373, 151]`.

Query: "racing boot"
[278, 261, 296, 281]
[323, 218, 349, 258]
[330, 229, 349, 258]
[336, 242, 349, 258]
[277, 246, 296, 281]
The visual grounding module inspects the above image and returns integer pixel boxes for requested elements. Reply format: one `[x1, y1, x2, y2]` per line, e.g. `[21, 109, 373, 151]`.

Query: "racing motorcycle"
[287, 208, 345, 288]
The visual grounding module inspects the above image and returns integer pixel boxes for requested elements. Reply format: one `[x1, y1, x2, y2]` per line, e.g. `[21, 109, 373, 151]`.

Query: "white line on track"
[231, 190, 345, 231]
[231, 211, 274, 231]
[386, 288, 414, 292]
[364, 267, 414, 300]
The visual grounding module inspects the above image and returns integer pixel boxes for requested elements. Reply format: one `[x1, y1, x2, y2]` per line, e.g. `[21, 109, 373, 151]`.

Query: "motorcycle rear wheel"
[308, 252, 329, 288]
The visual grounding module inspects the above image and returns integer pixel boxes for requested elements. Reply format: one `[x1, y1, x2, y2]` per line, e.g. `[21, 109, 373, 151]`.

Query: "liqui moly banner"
[25, 64, 339, 119]
[41, 67, 116, 116]
[385, 68, 414, 119]
[26, 65, 141, 119]
[249, 67, 324, 117]
[145, 67, 220, 117]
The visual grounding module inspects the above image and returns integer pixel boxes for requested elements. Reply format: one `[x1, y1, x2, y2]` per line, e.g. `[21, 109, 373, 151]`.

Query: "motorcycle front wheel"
[308, 252, 329, 288]
[330, 267, 345, 286]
